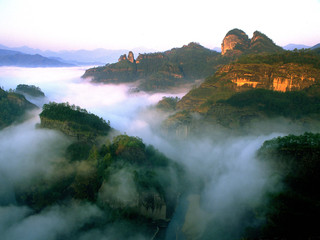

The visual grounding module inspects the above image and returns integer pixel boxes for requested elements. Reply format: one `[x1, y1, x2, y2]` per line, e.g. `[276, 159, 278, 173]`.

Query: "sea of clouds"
[0, 66, 309, 239]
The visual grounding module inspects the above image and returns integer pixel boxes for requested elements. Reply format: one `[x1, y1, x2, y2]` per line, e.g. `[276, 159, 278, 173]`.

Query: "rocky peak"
[221, 28, 250, 55]
[221, 29, 283, 56]
[118, 54, 127, 62]
[251, 31, 265, 43]
[128, 51, 135, 63]
[250, 31, 283, 53]
[118, 51, 135, 63]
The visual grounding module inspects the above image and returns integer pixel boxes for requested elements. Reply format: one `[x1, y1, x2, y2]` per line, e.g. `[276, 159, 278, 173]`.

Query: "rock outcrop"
[118, 54, 127, 62]
[177, 62, 320, 111]
[221, 29, 283, 56]
[118, 51, 135, 63]
[127, 51, 135, 63]
[221, 29, 250, 55]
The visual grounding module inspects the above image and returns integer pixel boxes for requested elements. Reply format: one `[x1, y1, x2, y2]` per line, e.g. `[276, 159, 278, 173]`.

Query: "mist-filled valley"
[1, 66, 320, 240]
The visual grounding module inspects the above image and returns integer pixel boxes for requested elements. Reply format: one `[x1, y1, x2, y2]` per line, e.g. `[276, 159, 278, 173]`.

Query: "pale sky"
[0, 0, 320, 51]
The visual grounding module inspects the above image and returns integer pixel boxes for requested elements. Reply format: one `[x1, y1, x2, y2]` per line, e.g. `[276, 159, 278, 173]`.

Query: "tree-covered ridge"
[15, 84, 45, 97]
[220, 89, 320, 118]
[237, 49, 320, 69]
[0, 87, 37, 129]
[39, 102, 111, 140]
[16, 134, 182, 223]
[163, 84, 320, 136]
[83, 42, 223, 91]
[248, 31, 283, 54]
[175, 49, 320, 113]
[252, 132, 320, 239]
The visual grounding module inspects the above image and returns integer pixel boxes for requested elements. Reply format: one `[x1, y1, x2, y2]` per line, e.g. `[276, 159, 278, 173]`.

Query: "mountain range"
[1, 39, 318, 68]
[0, 44, 156, 66]
[84, 29, 312, 91]
[0, 49, 75, 67]
[158, 29, 320, 135]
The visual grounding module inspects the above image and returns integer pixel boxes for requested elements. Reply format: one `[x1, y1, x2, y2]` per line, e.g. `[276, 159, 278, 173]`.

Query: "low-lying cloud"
[0, 66, 314, 239]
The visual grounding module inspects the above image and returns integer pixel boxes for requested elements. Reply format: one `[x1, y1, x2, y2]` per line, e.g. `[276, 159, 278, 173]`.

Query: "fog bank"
[0, 66, 309, 239]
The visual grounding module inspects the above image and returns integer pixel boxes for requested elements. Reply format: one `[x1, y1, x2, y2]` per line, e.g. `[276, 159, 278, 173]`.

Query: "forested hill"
[0, 88, 37, 129]
[29, 101, 184, 235]
[39, 102, 111, 142]
[82, 42, 224, 91]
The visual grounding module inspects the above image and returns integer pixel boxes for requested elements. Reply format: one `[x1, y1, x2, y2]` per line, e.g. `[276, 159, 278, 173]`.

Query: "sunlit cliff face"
[221, 29, 250, 55]
[224, 63, 318, 92]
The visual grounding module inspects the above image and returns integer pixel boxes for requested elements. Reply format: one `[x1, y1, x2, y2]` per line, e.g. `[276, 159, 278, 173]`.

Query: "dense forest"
[251, 132, 320, 239]
[15, 133, 183, 235]
[0, 87, 37, 129]
[220, 88, 320, 118]
[40, 102, 111, 138]
[237, 49, 320, 69]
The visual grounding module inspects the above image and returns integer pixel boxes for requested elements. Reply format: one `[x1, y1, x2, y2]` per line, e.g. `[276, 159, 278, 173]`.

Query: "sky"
[0, 0, 320, 51]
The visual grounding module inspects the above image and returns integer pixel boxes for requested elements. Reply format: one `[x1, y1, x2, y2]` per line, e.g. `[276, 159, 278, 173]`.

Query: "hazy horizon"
[0, 0, 320, 52]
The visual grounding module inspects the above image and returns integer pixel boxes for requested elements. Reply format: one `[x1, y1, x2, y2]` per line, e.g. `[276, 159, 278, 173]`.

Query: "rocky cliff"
[221, 29, 283, 56]
[162, 50, 320, 135]
[221, 29, 250, 55]
[118, 51, 135, 63]
[177, 51, 320, 111]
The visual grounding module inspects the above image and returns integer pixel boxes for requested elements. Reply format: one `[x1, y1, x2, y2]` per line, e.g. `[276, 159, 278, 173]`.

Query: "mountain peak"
[250, 31, 283, 53]
[182, 42, 204, 49]
[221, 28, 250, 55]
[221, 29, 282, 56]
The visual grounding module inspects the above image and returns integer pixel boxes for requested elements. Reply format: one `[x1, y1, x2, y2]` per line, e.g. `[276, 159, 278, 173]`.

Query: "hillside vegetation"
[250, 132, 320, 239]
[15, 84, 45, 97]
[39, 102, 111, 141]
[83, 42, 226, 91]
[160, 49, 320, 135]
[0, 88, 37, 129]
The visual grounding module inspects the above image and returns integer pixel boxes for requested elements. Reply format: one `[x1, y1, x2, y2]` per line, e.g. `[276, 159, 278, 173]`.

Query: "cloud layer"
[0, 66, 313, 239]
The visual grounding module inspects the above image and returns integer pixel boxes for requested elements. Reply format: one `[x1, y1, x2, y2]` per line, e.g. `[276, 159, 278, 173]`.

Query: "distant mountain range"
[0, 39, 319, 68]
[0, 44, 156, 66]
[0, 49, 75, 67]
[282, 43, 311, 50]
